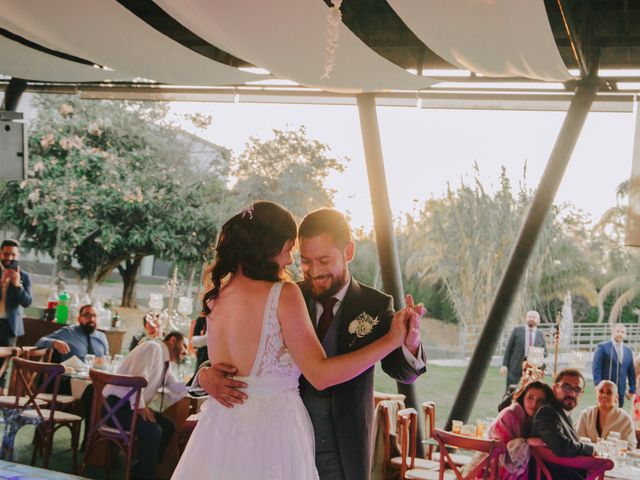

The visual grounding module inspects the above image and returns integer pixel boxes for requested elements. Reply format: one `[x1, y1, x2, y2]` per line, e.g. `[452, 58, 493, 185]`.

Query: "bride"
[172, 201, 418, 479]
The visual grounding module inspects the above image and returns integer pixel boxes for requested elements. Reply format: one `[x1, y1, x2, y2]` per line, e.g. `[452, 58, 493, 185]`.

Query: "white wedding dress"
[172, 282, 319, 479]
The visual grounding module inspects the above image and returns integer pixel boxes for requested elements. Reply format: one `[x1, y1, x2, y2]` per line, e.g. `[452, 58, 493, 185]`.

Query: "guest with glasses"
[531, 369, 594, 480]
[577, 380, 637, 449]
[36, 304, 109, 363]
[36, 304, 109, 395]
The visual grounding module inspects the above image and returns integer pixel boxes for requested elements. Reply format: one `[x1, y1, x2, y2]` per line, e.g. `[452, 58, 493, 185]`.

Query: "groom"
[199, 208, 426, 480]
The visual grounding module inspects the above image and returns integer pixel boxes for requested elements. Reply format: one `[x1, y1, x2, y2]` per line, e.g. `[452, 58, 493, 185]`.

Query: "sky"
[169, 100, 637, 231]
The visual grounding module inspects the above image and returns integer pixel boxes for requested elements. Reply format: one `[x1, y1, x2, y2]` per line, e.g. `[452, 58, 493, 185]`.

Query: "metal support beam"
[1, 78, 27, 111]
[356, 93, 423, 455]
[445, 82, 598, 430]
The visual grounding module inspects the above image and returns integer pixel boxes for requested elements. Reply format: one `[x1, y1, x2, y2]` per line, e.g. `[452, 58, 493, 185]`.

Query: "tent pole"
[1, 78, 27, 111]
[356, 93, 423, 454]
[445, 81, 598, 430]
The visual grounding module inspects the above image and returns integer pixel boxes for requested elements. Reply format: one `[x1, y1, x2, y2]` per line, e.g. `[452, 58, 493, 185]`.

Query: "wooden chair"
[0, 347, 21, 397]
[374, 390, 406, 408]
[392, 408, 439, 479]
[20, 348, 77, 406]
[0, 357, 82, 471]
[81, 369, 147, 480]
[405, 429, 507, 480]
[529, 445, 614, 480]
[422, 401, 436, 460]
[420, 402, 471, 468]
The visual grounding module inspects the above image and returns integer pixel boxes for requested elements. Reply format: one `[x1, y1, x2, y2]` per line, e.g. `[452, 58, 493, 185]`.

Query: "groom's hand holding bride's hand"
[200, 363, 248, 408]
[404, 294, 425, 356]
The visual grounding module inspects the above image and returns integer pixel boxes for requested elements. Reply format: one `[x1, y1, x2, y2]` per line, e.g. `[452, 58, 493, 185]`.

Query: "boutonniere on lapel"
[348, 312, 379, 346]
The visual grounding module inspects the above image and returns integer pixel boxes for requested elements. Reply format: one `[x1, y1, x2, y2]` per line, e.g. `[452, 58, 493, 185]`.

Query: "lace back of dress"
[252, 282, 299, 379]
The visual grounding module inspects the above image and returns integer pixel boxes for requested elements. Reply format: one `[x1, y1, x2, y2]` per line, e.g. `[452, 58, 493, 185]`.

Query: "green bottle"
[55, 291, 70, 324]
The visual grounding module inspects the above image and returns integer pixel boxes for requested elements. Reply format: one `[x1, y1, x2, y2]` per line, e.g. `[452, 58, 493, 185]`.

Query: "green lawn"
[374, 364, 599, 427]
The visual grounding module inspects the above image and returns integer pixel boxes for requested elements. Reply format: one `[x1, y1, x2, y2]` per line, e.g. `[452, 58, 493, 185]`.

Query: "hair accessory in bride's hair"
[241, 203, 254, 219]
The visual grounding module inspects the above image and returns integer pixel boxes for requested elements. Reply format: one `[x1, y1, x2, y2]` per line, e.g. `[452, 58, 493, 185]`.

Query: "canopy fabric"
[0, 0, 615, 92]
[387, 0, 572, 82]
[0, 36, 125, 83]
[152, 0, 435, 93]
[0, 0, 266, 86]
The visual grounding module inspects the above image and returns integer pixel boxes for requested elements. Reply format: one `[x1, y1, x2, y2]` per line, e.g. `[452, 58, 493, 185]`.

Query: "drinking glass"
[100, 355, 111, 371]
[451, 420, 463, 434]
[84, 354, 96, 369]
[476, 419, 487, 438]
[112, 354, 124, 372]
[461, 424, 477, 437]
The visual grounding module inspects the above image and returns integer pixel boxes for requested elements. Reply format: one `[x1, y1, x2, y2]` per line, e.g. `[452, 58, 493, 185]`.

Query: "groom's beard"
[304, 269, 349, 301]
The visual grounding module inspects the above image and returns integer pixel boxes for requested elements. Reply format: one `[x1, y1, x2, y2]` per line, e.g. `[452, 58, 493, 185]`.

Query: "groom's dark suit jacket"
[299, 277, 427, 480]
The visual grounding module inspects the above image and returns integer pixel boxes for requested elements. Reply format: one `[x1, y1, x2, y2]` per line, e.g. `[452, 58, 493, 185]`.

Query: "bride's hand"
[387, 307, 411, 348]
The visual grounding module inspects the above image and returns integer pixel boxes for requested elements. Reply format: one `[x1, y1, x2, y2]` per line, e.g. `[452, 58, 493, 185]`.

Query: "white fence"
[459, 323, 640, 359]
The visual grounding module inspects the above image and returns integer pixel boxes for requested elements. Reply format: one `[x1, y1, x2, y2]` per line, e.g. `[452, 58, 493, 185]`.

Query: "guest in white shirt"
[103, 331, 187, 480]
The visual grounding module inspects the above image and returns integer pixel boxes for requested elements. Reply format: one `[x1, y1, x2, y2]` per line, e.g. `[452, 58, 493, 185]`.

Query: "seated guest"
[190, 311, 208, 371]
[466, 381, 553, 479]
[36, 304, 109, 363]
[531, 368, 594, 480]
[576, 380, 637, 449]
[129, 312, 162, 351]
[103, 331, 187, 480]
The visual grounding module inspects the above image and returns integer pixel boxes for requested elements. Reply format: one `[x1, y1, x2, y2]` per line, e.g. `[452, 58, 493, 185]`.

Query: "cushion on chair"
[21, 408, 82, 422]
[390, 456, 440, 470]
[0, 395, 47, 407]
[36, 393, 77, 404]
[405, 468, 456, 479]
[431, 451, 472, 466]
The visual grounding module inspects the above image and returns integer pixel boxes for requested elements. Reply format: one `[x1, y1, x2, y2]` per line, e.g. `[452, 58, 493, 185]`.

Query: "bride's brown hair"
[202, 201, 296, 313]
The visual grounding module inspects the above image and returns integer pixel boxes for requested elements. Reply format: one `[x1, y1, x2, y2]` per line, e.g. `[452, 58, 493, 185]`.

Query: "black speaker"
[0, 111, 27, 181]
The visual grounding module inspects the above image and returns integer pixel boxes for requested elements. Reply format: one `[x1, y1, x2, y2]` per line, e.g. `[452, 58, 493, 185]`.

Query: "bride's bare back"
[206, 275, 277, 376]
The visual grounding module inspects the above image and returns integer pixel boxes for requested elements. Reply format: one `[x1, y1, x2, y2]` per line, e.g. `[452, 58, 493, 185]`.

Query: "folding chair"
[81, 368, 147, 480]
[529, 445, 614, 480]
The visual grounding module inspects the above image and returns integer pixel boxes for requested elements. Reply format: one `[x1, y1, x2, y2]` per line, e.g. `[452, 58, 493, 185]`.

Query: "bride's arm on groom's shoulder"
[194, 362, 248, 408]
[280, 282, 409, 391]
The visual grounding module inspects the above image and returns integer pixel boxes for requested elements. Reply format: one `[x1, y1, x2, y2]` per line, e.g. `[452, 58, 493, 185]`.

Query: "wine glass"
[84, 354, 96, 370]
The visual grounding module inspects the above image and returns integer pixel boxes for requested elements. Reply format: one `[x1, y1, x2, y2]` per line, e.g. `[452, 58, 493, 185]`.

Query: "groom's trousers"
[106, 395, 175, 480]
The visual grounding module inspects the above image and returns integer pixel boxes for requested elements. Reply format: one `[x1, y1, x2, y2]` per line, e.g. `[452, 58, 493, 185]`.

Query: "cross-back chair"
[529, 445, 614, 480]
[403, 428, 507, 480]
[81, 368, 147, 480]
[0, 346, 21, 396]
[0, 357, 82, 471]
[391, 408, 440, 479]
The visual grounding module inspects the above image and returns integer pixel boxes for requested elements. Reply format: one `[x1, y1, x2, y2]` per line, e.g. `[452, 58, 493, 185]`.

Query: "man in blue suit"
[0, 239, 32, 394]
[592, 323, 636, 407]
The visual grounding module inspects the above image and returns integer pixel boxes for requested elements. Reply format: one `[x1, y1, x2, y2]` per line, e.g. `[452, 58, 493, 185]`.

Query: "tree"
[231, 127, 347, 218]
[0, 95, 224, 307]
[404, 165, 596, 327]
[595, 180, 640, 323]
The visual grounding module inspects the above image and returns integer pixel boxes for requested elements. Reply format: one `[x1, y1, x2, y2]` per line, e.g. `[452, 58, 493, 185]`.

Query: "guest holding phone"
[0, 239, 32, 395]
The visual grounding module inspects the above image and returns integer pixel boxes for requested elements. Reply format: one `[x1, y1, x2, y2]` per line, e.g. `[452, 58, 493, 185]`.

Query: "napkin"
[61, 355, 85, 372]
